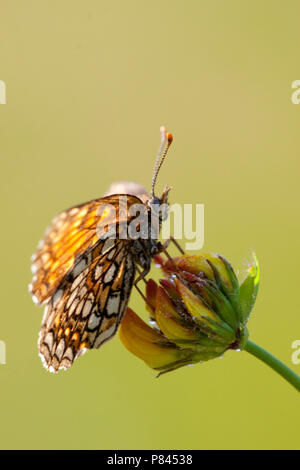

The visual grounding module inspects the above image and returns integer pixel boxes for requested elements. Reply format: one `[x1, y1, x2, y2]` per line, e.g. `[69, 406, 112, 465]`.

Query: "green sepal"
[218, 255, 243, 323]
[206, 257, 241, 324]
[155, 347, 227, 376]
[193, 315, 236, 344]
[203, 281, 239, 331]
[238, 253, 260, 323]
[172, 337, 228, 354]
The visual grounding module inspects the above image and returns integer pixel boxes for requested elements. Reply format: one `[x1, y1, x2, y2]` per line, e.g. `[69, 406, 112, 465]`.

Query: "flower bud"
[119, 253, 259, 374]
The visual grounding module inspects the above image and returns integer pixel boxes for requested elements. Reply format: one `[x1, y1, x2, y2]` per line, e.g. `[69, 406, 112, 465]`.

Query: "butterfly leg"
[160, 236, 185, 254]
[131, 240, 152, 286]
[134, 265, 150, 286]
[156, 241, 187, 284]
[133, 264, 153, 307]
[169, 236, 185, 254]
[134, 280, 149, 305]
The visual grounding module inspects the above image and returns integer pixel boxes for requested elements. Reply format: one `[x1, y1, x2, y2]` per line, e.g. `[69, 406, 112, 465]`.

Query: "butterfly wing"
[38, 238, 136, 372]
[30, 195, 142, 304]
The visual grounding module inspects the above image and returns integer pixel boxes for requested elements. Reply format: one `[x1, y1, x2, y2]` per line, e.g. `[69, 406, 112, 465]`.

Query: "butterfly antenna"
[151, 126, 173, 198]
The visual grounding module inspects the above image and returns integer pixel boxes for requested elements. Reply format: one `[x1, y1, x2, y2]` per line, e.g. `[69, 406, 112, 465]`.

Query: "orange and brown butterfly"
[29, 127, 173, 373]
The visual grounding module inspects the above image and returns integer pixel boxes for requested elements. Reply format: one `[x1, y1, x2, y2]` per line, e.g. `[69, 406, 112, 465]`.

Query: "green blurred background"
[1, 0, 299, 450]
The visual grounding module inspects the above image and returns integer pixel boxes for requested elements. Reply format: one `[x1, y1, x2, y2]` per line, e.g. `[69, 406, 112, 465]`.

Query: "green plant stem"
[244, 339, 300, 393]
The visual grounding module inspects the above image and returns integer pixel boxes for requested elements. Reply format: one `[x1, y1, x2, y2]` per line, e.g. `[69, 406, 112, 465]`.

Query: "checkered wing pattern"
[30, 194, 145, 372]
[30, 195, 142, 304]
[38, 238, 136, 372]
